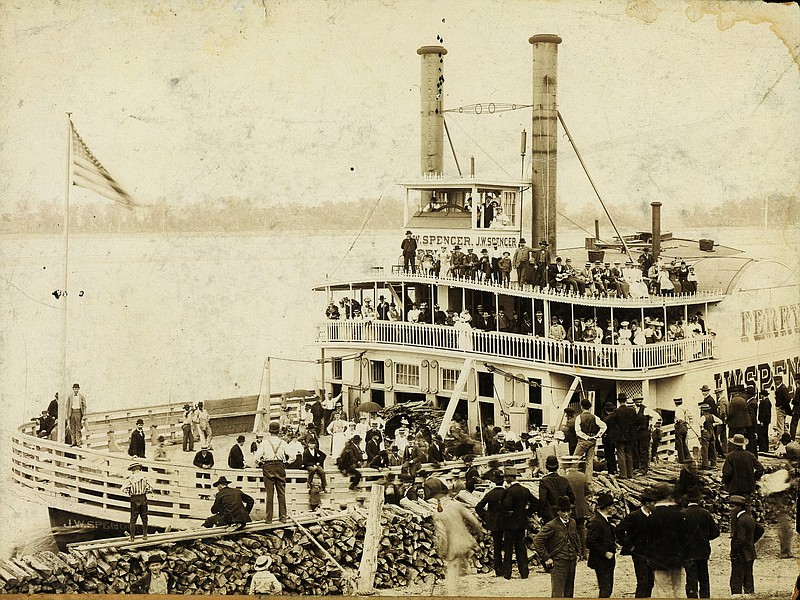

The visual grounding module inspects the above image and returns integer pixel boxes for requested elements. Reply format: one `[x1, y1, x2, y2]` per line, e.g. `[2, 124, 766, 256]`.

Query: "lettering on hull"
[740, 303, 800, 342]
[715, 355, 799, 393]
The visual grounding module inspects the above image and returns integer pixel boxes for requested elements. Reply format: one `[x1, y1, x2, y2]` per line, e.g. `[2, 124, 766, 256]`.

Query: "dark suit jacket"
[587, 512, 616, 570]
[501, 482, 538, 530]
[475, 485, 507, 531]
[210, 486, 254, 524]
[228, 443, 245, 469]
[539, 473, 575, 522]
[727, 395, 752, 428]
[775, 383, 792, 412]
[617, 508, 649, 559]
[533, 516, 580, 562]
[128, 429, 146, 458]
[609, 405, 637, 442]
[303, 448, 326, 468]
[682, 503, 720, 559]
[646, 504, 690, 570]
[722, 447, 764, 494]
[758, 399, 772, 426]
[730, 510, 763, 562]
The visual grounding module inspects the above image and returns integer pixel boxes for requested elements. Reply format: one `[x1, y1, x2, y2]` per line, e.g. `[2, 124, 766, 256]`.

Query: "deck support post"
[437, 358, 475, 438]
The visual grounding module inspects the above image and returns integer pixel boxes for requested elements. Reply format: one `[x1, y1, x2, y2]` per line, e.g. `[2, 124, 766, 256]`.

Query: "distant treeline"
[2, 193, 797, 234]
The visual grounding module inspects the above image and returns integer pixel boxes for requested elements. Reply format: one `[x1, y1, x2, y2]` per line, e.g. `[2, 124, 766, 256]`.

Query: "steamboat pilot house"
[314, 39, 732, 441]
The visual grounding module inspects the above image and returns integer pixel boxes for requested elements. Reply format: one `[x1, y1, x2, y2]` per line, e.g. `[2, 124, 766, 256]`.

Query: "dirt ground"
[378, 529, 799, 598]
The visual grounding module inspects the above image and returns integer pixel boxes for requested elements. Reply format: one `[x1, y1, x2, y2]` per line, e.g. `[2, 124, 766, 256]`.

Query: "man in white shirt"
[407, 303, 421, 323]
[254, 421, 288, 523]
[394, 427, 410, 457]
[194, 401, 213, 449]
[574, 399, 607, 484]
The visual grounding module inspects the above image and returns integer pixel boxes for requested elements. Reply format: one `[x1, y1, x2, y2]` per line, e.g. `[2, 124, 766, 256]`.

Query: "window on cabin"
[395, 363, 420, 387]
[442, 368, 461, 391]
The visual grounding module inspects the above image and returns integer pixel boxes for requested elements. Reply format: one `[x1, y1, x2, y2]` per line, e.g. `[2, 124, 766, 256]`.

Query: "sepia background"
[1, 0, 798, 581]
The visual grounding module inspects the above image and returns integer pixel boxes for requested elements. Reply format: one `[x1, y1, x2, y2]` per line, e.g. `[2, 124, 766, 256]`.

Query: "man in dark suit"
[227, 435, 246, 469]
[608, 394, 636, 479]
[128, 418, 146, 458]
[499, 467, 538, 580]
[538, 454, 575, 522]
[682, 490, 720, 598]
[791, 372, 800, 440]
[475, 471, 507, 577]
[617, 487, 655, 598]
[533, 495, 581, 597]
[726, 385, 752, 439]
[203, 476, 254, 530]
[722, 433, 764, 498]
[774, 374, 792, 439]
[400, 230, 417, 274]
[757, 390, 772, 453]
[302, 438, 327, 492]
[587, 492, 617, 597]
[728, 495, 764, 595]
[645, 483, 691, 598]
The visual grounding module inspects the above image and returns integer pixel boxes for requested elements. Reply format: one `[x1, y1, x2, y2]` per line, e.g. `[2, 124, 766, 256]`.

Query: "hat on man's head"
[519, 238, 526, 244]
[649, 482, 674, 502]
[236, 435, 245, 443]
[685, 489, 704, 503]
[564, 406, 575, 416]
[183, 404, 192, 410]
[147, 554, 165, 565]
[72, 383, 80, 389]
[351, 434, 362, 443]
[136, 418, 144, 425]
[539, 241, 549, 246]
[699, 404, 710, 412]
[254, 555, 273, 571]
[728, 495, 747, 507]
[405, 230, 412, 235]
[213, 476, 230, 487]
[269, 421, 281, 433]
[556, 496, 573, 511]
[625, 398, 635, 407]
[673, 397, 683, 405]
[545, 454, 559, 471]
[729, 433, 748, 447]
[617, 392, 627, 401]
[503, 466, 518, 477]
[700, 385, 711, 392]
[200, 445, 209, 450]
[128, 462, 142, 471]
[596, 492, 614, 509]
[759, 389, 769, 397]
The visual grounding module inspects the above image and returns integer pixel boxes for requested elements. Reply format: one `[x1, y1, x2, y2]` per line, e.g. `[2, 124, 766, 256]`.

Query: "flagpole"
[58, 113, 72, 443]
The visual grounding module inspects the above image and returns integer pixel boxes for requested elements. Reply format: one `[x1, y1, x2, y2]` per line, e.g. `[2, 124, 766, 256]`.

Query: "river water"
[0, 226, 796, 556]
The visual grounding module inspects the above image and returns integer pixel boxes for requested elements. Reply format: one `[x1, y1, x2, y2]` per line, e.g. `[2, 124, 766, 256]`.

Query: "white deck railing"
[318, 320, 714, 371]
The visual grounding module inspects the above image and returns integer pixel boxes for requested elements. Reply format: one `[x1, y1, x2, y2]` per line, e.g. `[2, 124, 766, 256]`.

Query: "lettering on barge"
[715, 354, 799, 393]
[740, 303, 800, 342]
[414, 234, 519, 250]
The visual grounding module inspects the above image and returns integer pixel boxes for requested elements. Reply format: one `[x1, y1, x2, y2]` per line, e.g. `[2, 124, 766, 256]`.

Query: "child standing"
[122, 461, 153, 541]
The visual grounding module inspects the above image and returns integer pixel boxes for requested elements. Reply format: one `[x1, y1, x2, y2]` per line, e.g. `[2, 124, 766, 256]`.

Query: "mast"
[58, 113, 73, 443]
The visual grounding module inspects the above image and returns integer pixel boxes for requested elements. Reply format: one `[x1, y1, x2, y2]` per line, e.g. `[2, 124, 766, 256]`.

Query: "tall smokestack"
[417, 46, 447, 177]
[529, 34, 562, 250]
[651, 201, 662, 261]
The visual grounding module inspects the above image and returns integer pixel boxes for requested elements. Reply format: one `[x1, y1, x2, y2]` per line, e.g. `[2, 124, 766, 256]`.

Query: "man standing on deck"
[128, 418, 147, 458]
[122, 461, 152, 542]
[512, 238, 532, 286]
[715, 386, 728, 457]
[574, 399, 606, 484]
[195, 401, 213, 450]
[66, 383, 86, 446]
[609, 394, 636, 479]
[401, 230, 417, 274]
[790, 372, 800, 441]
[254, 421, 288, 523]
[475, 471, 507, 577]
[500, 466, 538, 580]
[181, 404, 194, 452]
[775, 375, 791, 439]
[673, 398, 692, 464]
[228, 435, 247, 469]
[757, 390, 772, 454]
[728, 495, 764, 595]
[682, 489, 720, 598]
[587, 492, 617, 597]
[616, 487, 655, 598]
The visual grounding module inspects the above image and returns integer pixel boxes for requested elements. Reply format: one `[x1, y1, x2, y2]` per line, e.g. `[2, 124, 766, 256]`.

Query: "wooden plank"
[357, 484, 384, 594]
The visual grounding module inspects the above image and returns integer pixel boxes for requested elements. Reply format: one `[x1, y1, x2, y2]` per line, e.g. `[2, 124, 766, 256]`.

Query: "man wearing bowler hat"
[204, 475, 254, 531]
[512, 238, 532, 286]
[499, 466, 538, 580]
[722, 433, 764, 500]
[534, 495, 580, 597]
[131, 554, 172, 594]
[539, 454, 575, 523]
[475, 470, 507, 577]
[728, 495, 764, 595]
[401, 230, 417, 274]
[128, 418, 147, 459]
[587, 491, 617, 597]
[253, 421, 288, 523]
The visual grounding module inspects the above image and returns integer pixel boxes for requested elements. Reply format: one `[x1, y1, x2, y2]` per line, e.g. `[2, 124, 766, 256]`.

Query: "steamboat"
[10, 36, 799, 549]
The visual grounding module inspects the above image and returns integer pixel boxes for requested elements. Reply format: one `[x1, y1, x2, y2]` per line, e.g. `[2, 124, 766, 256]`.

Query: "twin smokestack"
[417, 35, 562, 250]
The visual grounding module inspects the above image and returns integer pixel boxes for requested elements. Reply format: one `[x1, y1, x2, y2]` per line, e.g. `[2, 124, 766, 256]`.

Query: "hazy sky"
[1, 0, 798, 217]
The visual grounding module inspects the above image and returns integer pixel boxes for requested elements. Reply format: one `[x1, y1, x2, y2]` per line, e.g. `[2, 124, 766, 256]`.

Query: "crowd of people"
[399, 232, 700, 297]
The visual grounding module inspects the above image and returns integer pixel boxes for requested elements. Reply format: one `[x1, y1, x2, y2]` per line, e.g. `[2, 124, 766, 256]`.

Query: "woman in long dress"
[326, 410, 349, 458]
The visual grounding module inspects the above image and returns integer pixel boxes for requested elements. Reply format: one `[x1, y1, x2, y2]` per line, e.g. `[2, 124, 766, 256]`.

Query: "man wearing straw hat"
[533, 495, 581, 597]
[121, 461, 152, 542]
[248, 555, 282, 594]
[721, 433, 764, 499]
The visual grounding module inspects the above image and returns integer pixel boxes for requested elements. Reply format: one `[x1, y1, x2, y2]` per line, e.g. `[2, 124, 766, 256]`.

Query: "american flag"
[71, 122, 137, 208]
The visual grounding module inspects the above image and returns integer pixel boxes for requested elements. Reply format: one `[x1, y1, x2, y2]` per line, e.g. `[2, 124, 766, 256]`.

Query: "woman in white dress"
[326, 410, 349, 458]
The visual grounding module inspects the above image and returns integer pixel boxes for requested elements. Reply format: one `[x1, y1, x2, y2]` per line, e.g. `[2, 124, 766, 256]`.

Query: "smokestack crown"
[528, 34, 562, 45]
[417, 46, 448, 56]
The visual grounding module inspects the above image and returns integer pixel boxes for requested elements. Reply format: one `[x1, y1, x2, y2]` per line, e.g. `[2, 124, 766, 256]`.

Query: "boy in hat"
[249, 555, 282, 595]
[122, 462, 152, 542]
[587, 491, 617, 597]
[500, 466, 538, 580]
[533, 495, 580, 597]
[728, 495, 764, 595]
[131, 554, 172, 594]
[204, 475, 254, 531]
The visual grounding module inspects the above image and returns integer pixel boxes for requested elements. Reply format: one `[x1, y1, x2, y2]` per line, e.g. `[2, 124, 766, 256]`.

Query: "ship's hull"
[48, 507, 164, 550]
